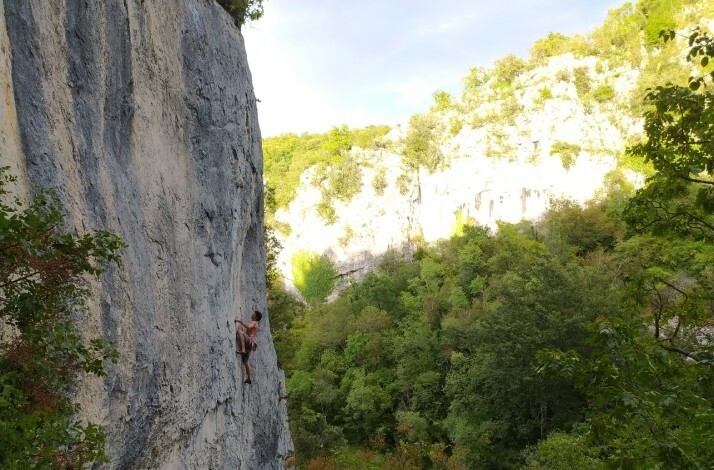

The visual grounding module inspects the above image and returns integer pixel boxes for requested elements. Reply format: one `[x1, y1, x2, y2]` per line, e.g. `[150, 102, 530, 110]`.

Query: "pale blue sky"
[243, 1, 626, 137]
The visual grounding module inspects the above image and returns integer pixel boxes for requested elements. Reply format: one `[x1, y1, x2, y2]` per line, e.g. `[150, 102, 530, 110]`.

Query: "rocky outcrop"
[276, 147, 627, 293]
[0, 1, 291, 468]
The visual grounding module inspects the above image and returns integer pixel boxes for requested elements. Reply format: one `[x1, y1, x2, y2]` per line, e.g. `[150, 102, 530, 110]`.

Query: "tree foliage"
[402, 114, 444, 173]
[216, 0, 264, 27]
[430, 90, 453, 112]
[492, 54, 528, 87]
[573, 66, 591, 97]
[539, 316, 714, 468]
[0, 167, 124, 467]
[277, 211, 628, 467]
[291, 251, 338, 307]
[530, 33, 575, 64]
[312, 152, 364, 223]
[538, 28, 714, 469]
[550, 141, 582, 170]
[626, 27, 714, 240]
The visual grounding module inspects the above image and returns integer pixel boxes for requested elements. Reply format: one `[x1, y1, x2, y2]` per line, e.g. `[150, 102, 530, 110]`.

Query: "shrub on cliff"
[0, 167, 124, 467]
[530, 32, 593, 64]
[550, 141, 581, 169]
[313, 151, 364, 208]
[402, 114, 444, 173]
[492, 54, 529, 87]
[573, 66, 591, 97]
[216, 0, 264, 27]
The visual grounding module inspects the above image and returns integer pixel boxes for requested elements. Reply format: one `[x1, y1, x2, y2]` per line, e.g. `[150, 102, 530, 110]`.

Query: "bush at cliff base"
[0, 166, 124, 467]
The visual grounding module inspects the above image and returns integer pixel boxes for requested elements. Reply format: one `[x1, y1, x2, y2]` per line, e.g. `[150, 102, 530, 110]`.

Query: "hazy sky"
[243, 1, 625, 137]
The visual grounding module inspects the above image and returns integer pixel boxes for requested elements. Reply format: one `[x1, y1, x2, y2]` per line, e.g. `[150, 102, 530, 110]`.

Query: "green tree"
[323, 125, 351, 157]
[461, 66, 490, 108]
[639, 0, 692, 48]
[523, 432, 602, 469]
[492, 54, 528, 87]
[0, 167, 124, 467]
[444, 225, 619, 468]
[314, 151, 363, 204]
[216, 0, 264, 27]
[537, 28, 714, 470]
[590, 2, 645, 65]
[371, 168, 388, 196]
[626, 28, 714, 239]
[572, 66, 591, 97]
[264, 185, 282, 290]
[431, 90, 453, 112]
[267, 279, 305, 371]
[591, 83, 615, 102]
[462, 66, 489, 92]
[263, 125, 390, 212]
[538, 199, 624, 256]
[539, 317, 714, 468]
[291, 250, 338, 306]
[530, 33, 575, 64]
[402, 113, 444, 173]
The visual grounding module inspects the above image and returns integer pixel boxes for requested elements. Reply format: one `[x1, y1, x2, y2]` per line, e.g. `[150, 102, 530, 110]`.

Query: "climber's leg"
[237, 330, 246, 354]
[242, 356, 252, 384]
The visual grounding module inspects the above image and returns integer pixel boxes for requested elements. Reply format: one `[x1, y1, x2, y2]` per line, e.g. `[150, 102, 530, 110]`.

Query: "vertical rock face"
[0, 0, 292, 468]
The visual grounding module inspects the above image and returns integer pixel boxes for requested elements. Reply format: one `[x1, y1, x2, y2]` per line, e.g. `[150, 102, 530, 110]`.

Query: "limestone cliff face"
[1, 1, 291, 468]
[275, 53, 645, 295]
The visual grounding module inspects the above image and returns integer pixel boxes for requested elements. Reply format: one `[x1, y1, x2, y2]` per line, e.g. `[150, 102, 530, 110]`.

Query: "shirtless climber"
[235, 310, 262, 384]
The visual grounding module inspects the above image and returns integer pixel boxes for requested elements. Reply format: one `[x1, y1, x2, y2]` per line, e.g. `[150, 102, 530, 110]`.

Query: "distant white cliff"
[275, 53, 644, 295]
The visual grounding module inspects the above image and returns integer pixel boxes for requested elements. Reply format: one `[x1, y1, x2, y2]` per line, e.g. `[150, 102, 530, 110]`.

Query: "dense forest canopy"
[264, 0, 714, 468]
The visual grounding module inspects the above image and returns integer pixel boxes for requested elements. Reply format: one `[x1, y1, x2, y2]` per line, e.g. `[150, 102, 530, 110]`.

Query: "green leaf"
[689, 31, 699, 46]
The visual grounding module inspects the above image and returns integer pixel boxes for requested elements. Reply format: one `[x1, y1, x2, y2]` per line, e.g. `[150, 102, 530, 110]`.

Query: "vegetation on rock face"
[402, 114, 445, 173]
[263, 125, 390, 215]
[591, 83, 615, 102]
[371, 168, 388, 196]
[530, 32, 591, 64]
[312, 152, 364, 224]
[573, 66, 591, 97]
[264, 185, 282, 291]
[492, 54, 529, 88]
[216, 0, 264, 27]
[430, 90, 453, 113]
[550, 141, 582, 170]
[0, 167, 124, 467]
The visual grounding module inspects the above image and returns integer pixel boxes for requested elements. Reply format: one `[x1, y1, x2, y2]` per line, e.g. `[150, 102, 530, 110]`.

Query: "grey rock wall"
[0, 0, 291, 468]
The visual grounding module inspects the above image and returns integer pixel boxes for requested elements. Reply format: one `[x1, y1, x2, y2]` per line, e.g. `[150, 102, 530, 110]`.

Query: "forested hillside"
[265, 1, 714, 468]
[264, 1, 714, 301]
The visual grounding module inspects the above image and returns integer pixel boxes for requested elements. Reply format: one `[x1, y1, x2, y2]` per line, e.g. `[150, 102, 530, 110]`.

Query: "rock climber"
[235, 310, 262, 384]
